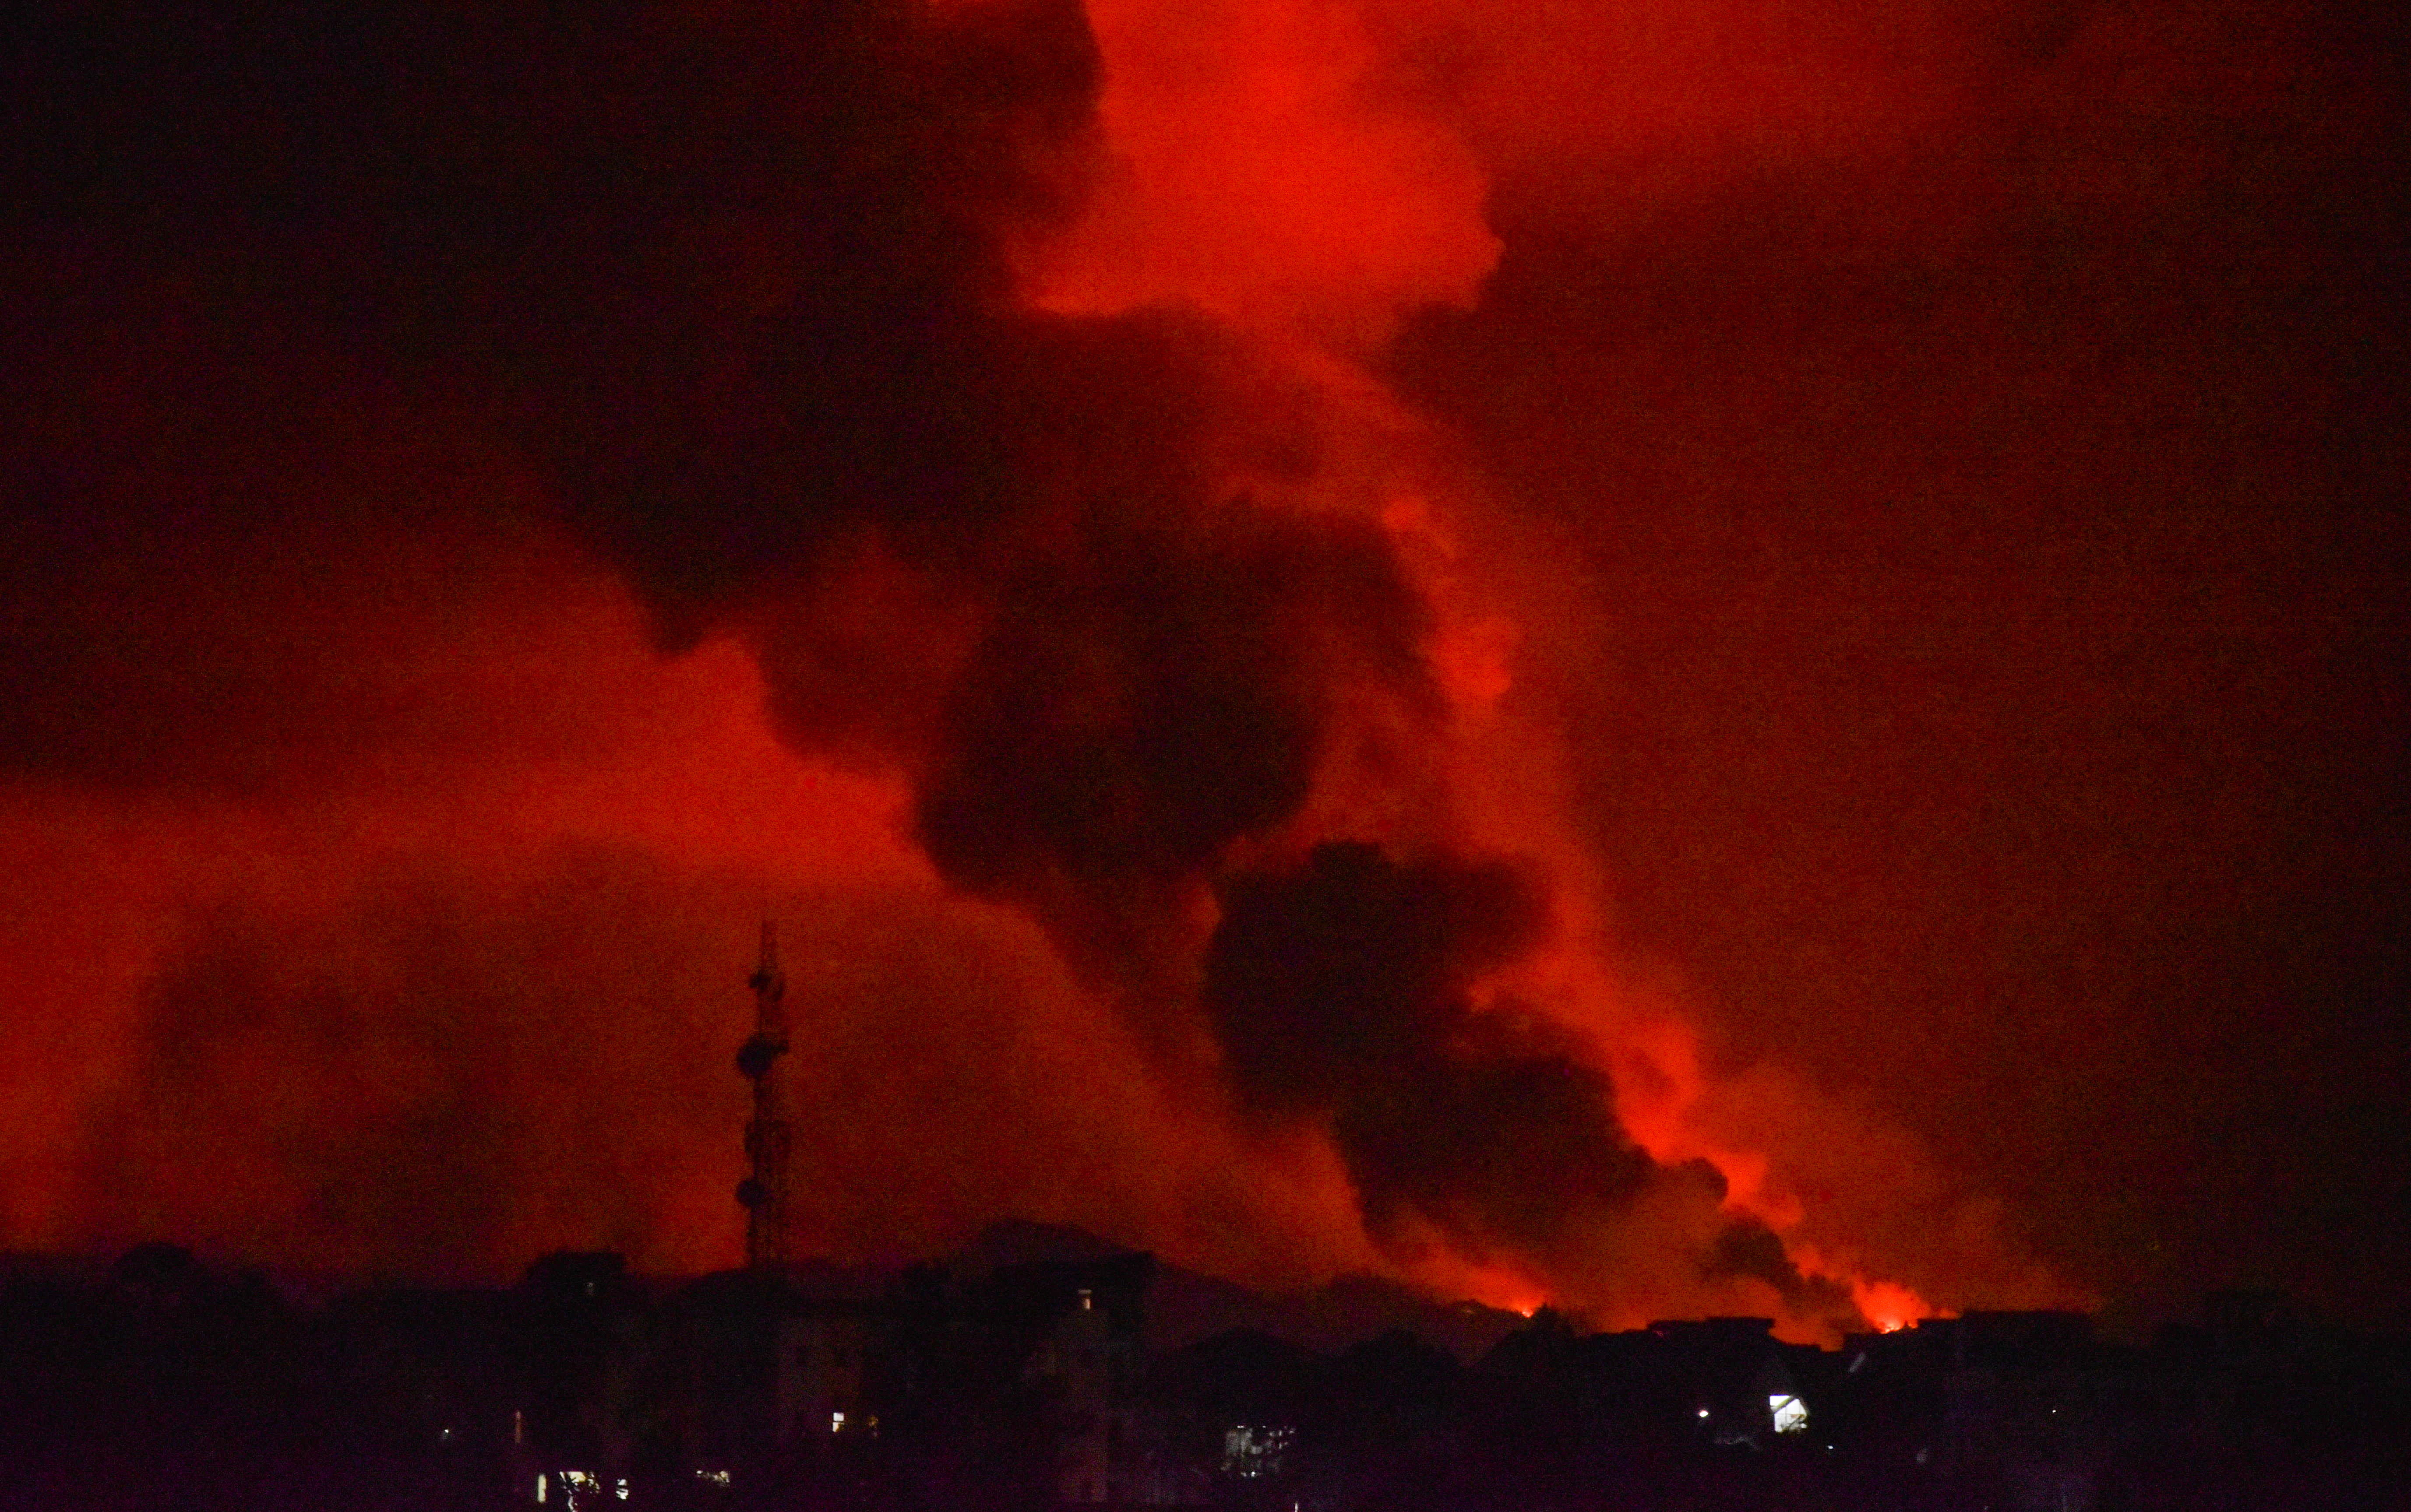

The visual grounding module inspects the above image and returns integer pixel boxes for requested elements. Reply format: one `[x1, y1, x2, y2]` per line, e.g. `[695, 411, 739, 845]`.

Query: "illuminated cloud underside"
[3, 0, 2400, 1335]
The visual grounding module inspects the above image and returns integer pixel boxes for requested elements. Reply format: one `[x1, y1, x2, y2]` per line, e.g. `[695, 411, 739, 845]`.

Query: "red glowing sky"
[2, 0, 2404, 1337]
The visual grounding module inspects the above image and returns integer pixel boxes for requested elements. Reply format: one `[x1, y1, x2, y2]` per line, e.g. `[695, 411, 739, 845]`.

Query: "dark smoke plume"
[1205, 841, 1766, 1280]
[8, 0, 1818, 1307]
[7, 0, 1436, 925]
[4, 0, 1105, 788]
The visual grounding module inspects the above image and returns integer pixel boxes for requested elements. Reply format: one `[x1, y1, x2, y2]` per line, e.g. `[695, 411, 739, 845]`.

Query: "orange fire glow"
[6, 0, 2209, 1337]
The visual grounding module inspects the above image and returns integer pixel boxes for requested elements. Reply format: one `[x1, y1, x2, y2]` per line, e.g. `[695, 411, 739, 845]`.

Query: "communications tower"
[735, 921, 792, 1269]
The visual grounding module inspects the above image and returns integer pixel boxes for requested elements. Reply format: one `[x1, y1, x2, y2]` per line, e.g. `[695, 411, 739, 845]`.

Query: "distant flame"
[1851, 1280, 1932, 1335]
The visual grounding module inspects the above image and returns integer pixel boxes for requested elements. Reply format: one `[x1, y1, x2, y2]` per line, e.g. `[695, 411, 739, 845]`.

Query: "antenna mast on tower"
[735, 920, 791, 1269]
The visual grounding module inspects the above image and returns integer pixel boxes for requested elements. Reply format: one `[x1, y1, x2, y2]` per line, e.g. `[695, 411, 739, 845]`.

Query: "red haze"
[5, 0, 2402, 1336]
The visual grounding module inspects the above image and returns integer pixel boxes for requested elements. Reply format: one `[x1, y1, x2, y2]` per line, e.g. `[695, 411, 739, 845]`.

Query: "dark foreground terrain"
[4, 1234, 2405, 1511]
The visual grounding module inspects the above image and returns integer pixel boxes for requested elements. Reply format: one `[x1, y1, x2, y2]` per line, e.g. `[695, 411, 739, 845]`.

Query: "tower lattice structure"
[735, 921, 792, 1269]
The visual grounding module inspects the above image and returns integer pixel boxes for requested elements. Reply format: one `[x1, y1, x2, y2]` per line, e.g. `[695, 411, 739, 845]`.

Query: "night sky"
[4, 0, 2404, 1340]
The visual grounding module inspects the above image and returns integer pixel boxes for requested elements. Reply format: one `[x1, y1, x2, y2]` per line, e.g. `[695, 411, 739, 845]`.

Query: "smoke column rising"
[28, 0, 2357, 1333]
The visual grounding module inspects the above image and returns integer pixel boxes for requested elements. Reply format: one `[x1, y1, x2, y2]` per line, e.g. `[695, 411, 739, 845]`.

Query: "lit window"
[695, 1469, 732, 1486]
[615, 1480, 629, 1501]
[832, 1411, 846, 1432]
[1221, 1424, 1293, 1478]
[536, 1473, 547, 1505]
[1769, 1395, 1808, 1434]
[1079, 1288, 1094, 1311]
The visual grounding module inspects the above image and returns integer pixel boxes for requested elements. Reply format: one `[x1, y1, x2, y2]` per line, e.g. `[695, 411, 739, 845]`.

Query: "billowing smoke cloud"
[14, 0, 2385, 1334]
[1208, 843, 1666, 1250]
[9, 0, 1809, 1321]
